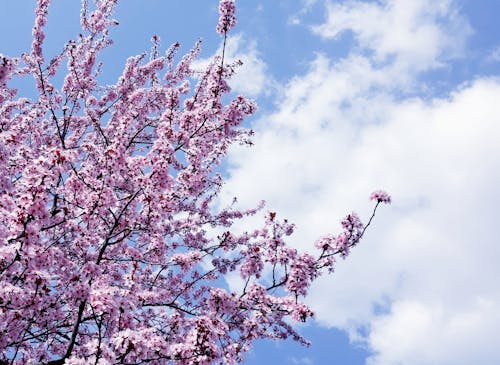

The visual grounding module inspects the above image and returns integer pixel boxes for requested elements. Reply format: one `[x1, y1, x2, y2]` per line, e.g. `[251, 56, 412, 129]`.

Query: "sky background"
[2, 1, 500, 364]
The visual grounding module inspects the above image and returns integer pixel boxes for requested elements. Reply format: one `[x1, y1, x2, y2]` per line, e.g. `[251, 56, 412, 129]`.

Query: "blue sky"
[2, 1, 500, 364]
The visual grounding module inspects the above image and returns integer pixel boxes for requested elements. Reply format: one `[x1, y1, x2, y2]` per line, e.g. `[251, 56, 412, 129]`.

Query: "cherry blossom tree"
[0, 1, 390, 364]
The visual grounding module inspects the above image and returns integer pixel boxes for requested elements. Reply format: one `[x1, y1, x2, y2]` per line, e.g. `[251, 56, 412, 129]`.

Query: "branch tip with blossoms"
[315, 190, 391, 273]
[370, 189, 392, 204]
[216, 0, 237, 35]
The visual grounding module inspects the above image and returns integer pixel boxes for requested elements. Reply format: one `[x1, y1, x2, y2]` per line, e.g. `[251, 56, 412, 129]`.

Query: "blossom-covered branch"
[0, 1, 389, 364]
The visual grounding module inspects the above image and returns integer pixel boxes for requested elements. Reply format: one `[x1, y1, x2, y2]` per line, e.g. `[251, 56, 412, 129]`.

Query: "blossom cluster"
[0, 55, 13, 87]
[216, 0, 237, 34]
[370, 189, 392, 204]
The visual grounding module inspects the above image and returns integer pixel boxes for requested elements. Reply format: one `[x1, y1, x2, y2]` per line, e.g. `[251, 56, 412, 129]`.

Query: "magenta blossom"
[216, 0, 237, 34]
[370, 190, 392, 204]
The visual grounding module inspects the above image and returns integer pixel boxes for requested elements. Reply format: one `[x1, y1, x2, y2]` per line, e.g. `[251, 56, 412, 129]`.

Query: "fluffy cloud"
[221, 1, 500, 364]
[311, 0, 471, 75]
[304, 76, 500, 365]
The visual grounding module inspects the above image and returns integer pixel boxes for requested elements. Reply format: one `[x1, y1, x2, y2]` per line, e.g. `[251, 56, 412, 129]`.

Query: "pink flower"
[0, 55, 12, 85]
[370, 190, 392, 204]
[216, 0, 237, 34]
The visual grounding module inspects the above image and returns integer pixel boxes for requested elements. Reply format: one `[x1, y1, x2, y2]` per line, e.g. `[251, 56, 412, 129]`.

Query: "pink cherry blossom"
[216, 0, 237, 34]
[370, 190, 392, 204]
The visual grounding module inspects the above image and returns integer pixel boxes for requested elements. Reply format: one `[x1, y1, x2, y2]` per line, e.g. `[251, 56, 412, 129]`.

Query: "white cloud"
[312, 0, 472, 74]
[288, 0, 320, 25]
[302, 76, 500, 365]
[367, 298, 500, 365]
[222, 1, 500, 364]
